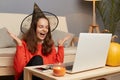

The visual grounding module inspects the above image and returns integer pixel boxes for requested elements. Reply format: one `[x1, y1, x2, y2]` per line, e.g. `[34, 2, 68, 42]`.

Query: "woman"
[8, 16, 70, 80]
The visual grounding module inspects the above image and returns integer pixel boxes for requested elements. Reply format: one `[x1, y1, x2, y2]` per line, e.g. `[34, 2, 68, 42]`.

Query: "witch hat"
[20, 3, 59, 34]
[32, 3, 45, 22]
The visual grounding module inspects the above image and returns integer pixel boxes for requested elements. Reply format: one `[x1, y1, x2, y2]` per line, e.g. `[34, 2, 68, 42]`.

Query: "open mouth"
[40, 33, 46, 35]
[39, 32, 47, 39]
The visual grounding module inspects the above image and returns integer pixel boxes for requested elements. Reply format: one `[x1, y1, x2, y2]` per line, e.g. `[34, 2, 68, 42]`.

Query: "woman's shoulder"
[21, 40, 27, 46]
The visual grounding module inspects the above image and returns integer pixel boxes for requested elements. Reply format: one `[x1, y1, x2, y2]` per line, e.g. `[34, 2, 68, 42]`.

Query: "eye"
[38, 25, 43, 28]
[46, 26, 49, 29]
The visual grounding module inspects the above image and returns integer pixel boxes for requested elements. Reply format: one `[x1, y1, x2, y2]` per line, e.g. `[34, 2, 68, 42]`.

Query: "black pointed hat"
[32, 3, 45, 21]
[20, 3, 59, 34]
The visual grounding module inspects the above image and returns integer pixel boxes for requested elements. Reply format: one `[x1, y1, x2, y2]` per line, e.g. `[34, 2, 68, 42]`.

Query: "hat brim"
[20, 11, 59, 34]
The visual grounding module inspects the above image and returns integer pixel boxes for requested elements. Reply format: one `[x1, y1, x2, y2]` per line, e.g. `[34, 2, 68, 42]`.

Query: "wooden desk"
[24, 65, 120, 80]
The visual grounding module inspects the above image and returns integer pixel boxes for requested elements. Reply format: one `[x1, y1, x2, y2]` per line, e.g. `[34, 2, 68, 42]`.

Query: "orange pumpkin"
[106, 42, 120, 66]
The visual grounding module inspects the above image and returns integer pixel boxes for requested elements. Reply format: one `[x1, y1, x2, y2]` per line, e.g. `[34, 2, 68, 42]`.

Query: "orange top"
[14, 40, 64, 80]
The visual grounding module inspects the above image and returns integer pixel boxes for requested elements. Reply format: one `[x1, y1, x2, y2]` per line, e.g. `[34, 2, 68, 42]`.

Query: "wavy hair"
[23, 16, 54, 56]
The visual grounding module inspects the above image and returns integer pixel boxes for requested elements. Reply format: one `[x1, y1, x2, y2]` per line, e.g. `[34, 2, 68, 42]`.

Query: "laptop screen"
[66, 33, 112, 73]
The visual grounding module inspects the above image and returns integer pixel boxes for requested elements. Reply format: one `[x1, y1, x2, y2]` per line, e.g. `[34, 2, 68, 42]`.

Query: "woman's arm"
[54, 35, 71, 63]
[7, 30, 27, 74]
[56, 46, 64, 63]
[14, 41, 27, 74]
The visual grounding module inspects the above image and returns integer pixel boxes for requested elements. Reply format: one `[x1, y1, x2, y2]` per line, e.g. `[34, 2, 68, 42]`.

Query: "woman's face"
[36, 18, 49, 41]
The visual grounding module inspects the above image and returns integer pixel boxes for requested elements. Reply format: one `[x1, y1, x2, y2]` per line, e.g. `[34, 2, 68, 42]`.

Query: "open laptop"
[65, 33, 112, 73]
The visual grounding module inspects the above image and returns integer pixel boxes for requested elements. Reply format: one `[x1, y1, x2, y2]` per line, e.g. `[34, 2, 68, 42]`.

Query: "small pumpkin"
[106, 42, 120, 66]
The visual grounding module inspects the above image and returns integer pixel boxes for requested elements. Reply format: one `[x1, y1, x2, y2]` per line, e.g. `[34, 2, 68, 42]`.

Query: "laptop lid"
[66, 33, 112, 73]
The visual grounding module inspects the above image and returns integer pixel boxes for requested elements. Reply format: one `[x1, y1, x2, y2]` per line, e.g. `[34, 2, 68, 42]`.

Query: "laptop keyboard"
[66, 65, 73, 70]
[64, 62, 74, 70]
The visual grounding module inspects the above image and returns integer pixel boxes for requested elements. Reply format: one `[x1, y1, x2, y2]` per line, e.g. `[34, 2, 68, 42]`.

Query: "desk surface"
[24, 65, 120, 80]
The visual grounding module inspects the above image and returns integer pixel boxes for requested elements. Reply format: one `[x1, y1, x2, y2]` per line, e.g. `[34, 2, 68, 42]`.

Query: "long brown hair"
[23, 16, 54, 56]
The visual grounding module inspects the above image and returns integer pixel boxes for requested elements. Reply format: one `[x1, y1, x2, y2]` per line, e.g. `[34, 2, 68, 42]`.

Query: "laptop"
[65, 33, 112, 73]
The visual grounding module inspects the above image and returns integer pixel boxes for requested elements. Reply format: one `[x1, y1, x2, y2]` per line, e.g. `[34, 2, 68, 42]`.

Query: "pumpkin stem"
[111, 35, 118, 42]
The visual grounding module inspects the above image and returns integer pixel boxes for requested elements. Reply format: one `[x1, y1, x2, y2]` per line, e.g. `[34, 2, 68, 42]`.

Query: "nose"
[43, 27, 48, 32]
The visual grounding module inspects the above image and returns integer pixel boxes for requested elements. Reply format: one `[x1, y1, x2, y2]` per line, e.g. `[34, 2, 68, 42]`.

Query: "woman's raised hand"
[7, 30, 22, 46]
[58, 35, 71, 46]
